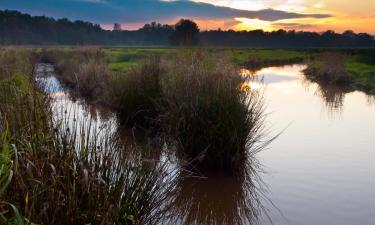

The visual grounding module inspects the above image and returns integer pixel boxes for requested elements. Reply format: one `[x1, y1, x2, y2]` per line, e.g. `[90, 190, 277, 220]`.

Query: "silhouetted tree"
[113, 23, 122, 31]
[169, 19, 200, 46]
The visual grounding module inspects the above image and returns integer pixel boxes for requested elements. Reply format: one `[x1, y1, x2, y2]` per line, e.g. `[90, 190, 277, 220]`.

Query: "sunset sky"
[0, 0, 374, 34]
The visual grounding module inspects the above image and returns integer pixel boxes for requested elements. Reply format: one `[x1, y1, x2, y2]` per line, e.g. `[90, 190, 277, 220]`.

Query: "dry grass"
[304, 52, 349, 84]
[39, 48, 110, 102]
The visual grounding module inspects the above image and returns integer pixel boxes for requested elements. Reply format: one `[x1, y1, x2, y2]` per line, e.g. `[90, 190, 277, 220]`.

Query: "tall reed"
[110, 61, 163, 128]
[304, 52, 349, 84]
[0, 49, 176, 225]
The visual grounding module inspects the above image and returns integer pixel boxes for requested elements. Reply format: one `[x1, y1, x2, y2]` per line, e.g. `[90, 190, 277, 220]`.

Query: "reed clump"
[158, 51, 266, 173]
[304, 52, 350, 84]
[0, 47, 33, 79]
[110, 61, 163, 128]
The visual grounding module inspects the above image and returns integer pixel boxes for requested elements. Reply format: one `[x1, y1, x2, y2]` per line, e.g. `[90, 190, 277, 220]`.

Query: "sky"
[0, 0, 374, 34]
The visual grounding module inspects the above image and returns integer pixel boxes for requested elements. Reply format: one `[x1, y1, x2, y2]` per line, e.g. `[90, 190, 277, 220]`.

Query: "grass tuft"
[110, 61, 163, 128]
[158, 51, 266, 173]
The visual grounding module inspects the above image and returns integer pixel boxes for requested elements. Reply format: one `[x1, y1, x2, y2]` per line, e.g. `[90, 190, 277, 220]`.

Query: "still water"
[37, 64, 375, 225]
[255, 65, 375, 225]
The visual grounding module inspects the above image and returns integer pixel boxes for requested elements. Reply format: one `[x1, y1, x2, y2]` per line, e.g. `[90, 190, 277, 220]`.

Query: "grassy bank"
[105, 47, 310, 72]
[304, 51, 375, 94]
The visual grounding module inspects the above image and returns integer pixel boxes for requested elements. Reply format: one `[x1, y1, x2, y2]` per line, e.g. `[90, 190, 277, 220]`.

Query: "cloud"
[272, 22, 315, 29]
[0, 0, 330, 25]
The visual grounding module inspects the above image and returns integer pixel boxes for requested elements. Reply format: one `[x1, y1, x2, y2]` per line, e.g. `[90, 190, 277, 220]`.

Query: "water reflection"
[367, 95, 375, 106]
[35, 63, 118, 149]
[169, 169, 271, 225]
[303, 79, 354, 114]
[245, 64, 356, 116]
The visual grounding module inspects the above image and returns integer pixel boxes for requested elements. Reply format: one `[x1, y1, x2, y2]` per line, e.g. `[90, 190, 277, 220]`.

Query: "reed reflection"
[302, 74, 353, 115]
[315, 81, 352, 113]
[170, 163, 271, 225]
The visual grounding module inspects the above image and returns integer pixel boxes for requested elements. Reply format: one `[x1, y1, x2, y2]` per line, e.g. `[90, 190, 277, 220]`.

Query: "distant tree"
[169, 19, 200, 46]
[343, 30, 356, 38]
[113, 23, 122, 31]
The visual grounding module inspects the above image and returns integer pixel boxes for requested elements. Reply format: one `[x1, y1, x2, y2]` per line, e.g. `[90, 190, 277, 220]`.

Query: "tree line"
[0, 10, 374, 47]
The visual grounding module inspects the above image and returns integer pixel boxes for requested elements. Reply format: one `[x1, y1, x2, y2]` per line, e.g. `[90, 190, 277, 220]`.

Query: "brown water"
[37, 63, 375, 225]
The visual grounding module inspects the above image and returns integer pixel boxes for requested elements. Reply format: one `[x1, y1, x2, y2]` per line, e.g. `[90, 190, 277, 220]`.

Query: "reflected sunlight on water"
[256, 64, 375, 225]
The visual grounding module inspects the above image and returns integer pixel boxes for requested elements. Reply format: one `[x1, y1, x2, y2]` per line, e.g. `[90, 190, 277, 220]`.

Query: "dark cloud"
[0, 0, 331, 24]
[272, 22, 315, 29]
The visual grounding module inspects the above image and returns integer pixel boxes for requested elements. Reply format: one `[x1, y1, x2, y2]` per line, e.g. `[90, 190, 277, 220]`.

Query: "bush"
[158, 51, 265, 173]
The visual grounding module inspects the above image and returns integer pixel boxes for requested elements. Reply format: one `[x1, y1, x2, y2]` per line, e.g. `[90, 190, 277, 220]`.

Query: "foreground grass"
[0, 48, 176, 225]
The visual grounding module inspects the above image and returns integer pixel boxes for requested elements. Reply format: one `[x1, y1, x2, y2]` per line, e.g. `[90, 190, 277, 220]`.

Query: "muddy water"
[36, 63, 375, 225]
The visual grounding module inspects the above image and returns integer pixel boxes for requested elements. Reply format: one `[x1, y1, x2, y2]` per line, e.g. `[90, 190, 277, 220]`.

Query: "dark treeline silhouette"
[199, 29, 375, 48]
[0, 10, 374, 47]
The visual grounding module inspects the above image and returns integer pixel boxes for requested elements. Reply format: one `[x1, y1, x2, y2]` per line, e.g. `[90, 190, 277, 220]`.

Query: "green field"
[106, 47, 375, 93]
[346, 55, 375, 93]
[106, 47, 310, 72]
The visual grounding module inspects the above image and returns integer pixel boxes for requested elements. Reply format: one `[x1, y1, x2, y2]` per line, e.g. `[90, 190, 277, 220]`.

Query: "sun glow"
[234, 18, 278, 31]
[192, 0, 375, 34]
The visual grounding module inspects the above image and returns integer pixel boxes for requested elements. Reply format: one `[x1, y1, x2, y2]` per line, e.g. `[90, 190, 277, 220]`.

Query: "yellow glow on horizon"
[191, 0, 375, 34]
[234, 18, 278, 31]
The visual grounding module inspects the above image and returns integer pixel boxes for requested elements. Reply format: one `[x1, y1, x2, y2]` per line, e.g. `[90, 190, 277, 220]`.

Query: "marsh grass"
[158, 51, 266, 173]
[110, 61, 163, 128]
[304, 52, 350, 84]
[0, 48, 33, 79]
[39, 48, 110, 103]
[0, 51, 177, 224]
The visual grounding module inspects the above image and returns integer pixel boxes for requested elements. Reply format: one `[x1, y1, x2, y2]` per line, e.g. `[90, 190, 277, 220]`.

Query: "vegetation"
[304, 51, 375, 94]
[1, 10, 375, 48]
[169, 19, 200, 46]
[38, 48, 110, 103]
[304, 52, 349, 84]
[105, 47, 310, 73]
[110, 61, 164, 127]
[36, 47, 269, 173]
[0, 48, 176, 225]
[158, 51, 266, 173]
